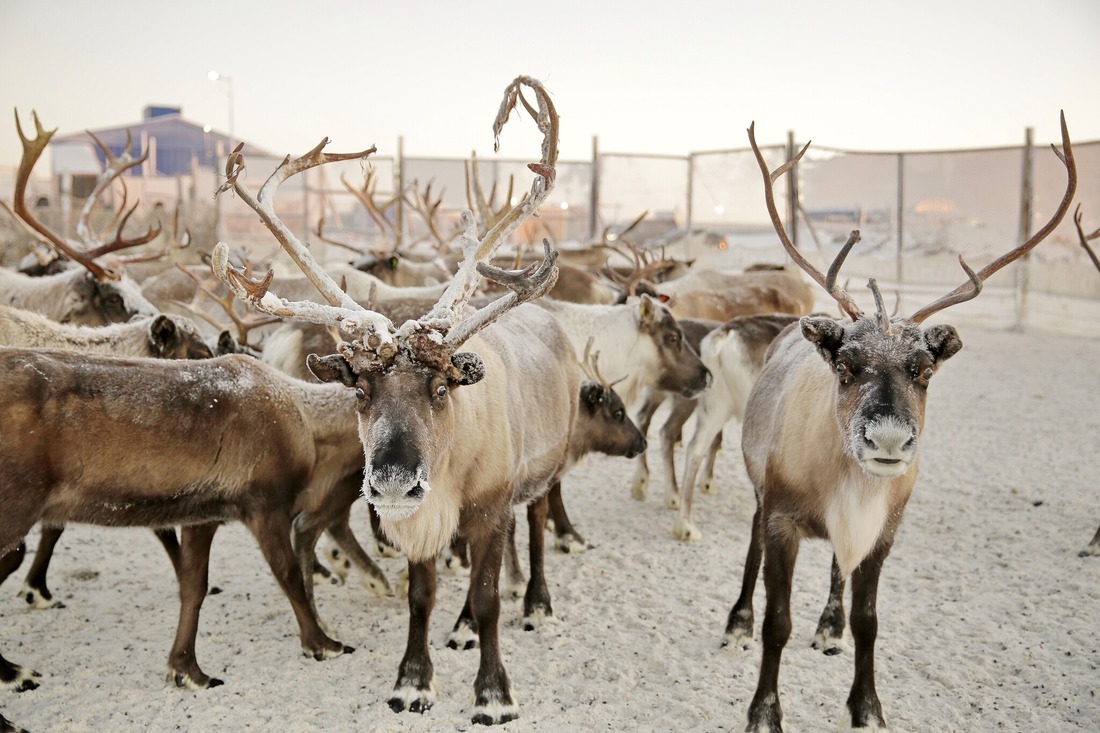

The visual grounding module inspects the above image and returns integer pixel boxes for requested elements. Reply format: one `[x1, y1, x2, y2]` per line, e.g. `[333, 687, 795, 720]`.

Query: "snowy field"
[3, 324, 1099, 732]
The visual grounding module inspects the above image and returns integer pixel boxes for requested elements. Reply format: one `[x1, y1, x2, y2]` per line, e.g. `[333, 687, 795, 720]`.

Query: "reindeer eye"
[614, 409, 625, 421]
[355, 387, 366, 401]
[919, 367, 934, 383]
[836, 363, 852, 383]
[435, 384, 448, 399]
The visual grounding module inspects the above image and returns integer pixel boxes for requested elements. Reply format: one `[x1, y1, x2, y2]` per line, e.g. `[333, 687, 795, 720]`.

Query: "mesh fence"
[2, 134, 1098, 334]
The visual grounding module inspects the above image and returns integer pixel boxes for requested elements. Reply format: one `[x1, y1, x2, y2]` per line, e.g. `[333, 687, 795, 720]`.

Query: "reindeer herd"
[0, 75, 1089, 732]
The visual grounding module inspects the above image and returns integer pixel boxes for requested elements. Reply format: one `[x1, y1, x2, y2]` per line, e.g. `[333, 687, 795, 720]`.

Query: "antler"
[212, 75, 560, 375]
[406, 178, 459, 250]
[580, 335, 626, 387]
[75, 129, 161, 255]
[341, 168, 403, 252]
[11, 109, 118, 280]
[1073, 204, 1100, 273]
[215, 139, 377, 313]
[908, 111, 1076, 323]
[748, 122, 864, 320]
[465, 150, 516, 239]
[173, 263, 281, 349]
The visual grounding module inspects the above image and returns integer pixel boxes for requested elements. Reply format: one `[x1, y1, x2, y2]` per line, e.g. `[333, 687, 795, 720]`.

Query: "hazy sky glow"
[2, 0, 1099, 169]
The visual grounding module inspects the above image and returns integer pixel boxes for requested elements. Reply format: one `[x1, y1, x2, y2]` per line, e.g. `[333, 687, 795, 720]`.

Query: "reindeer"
[2, 111, 163, 325]
[669, 313, 800, 541]
[209, 76, 579, 726]
[454, 340, 648, 638]
[723, 117, 1075, 732]
[0, 304, 217, 609]
[0, 347, 393, 731]
[534, 294, 712, 551]
[651, 263, 816, 322]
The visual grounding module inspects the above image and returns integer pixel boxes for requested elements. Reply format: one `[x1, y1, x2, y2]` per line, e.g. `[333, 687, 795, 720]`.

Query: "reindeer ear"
[148, 314, 178, 355]
[217, 330, 237, 355]
[800, 316, 846, 364]
[307, 353, 357, 387]
[923, 324, 963, 364]
[580, 382, 605, 413]
[450, 352, 485, 386]
[638, 293, 657, 324]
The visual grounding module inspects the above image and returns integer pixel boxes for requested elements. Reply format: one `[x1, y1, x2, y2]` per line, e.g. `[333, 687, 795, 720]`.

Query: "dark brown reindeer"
[212, 76, 575, 726]
[0, 305, 215, 609]
[467, 339, 648, 636]
[725, 116, 1076, 732]
[0, 348, 377, 732]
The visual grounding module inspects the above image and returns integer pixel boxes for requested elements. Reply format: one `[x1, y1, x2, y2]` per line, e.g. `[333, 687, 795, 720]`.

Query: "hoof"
[19, 584, 63, 610]
[812, 632, 848, 656]
[555, 534, 587, 554]
[471, 698, 519, 726]
[168, 670, 224, 690]
[700, 477, 717, 495]
[721, 628, 754, 651]
[388, 681, 436, 714]
[672, 517, 702, 542]
[361, 572, 394, 598]
[522, 607, 551, 631]
[308, 643, 354, 661]
[447, 623, 478, 650]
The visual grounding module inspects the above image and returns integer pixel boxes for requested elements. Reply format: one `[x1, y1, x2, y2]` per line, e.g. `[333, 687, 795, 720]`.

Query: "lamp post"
[207, 70, 235, 147]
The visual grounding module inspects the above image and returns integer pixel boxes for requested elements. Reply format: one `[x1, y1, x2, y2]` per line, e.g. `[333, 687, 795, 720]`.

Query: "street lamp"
[207, 70, 235, 147]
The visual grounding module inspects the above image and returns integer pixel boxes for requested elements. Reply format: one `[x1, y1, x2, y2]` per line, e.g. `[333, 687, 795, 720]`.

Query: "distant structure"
[50, 105, 270, 197]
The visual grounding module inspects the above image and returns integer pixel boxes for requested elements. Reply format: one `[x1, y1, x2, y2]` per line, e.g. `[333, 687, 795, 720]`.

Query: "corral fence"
[3, 131, 1098, 336]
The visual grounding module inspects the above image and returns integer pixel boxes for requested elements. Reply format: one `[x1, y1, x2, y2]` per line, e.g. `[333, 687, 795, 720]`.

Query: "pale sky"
[2, 0, 1099, 169]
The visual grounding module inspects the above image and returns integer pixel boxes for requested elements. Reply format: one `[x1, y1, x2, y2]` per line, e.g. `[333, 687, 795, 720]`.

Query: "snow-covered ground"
[3, 324, 1099, 732]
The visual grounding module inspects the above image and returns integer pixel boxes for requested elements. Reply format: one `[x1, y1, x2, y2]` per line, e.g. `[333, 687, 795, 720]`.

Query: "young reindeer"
[727, 116, 1076, 732]
[212, 76, 576, 726]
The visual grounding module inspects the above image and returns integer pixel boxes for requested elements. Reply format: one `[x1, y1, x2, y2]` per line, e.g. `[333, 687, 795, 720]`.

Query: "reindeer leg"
[502, 510, 525, 600]
[629, 391, 663, 501]
[547, 480, 585, 553]
[723, 502, 764, 648]
[0, 651, 40, 694]
[673, 400, 726, 541]
[0, 544, 25, 589]
[522, 495, 552, 630]
[812, 554, 847, 655]
[389, 559, 437, 714]
[167, 522, 221, 689]
[249, 510, 351, 662]
[698, 428, 723, 495]
[661, 395, 697, 510]
[444, 533, 471, 573]
[291, 510, 333, 626]
[745, 529, 799, 732]
[845, 542, 891, 729]
[20, 526, 65, 609]
[466, 504, 518, 725]
[446, 578, 478, 651]
[325, 508, 393, 597]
